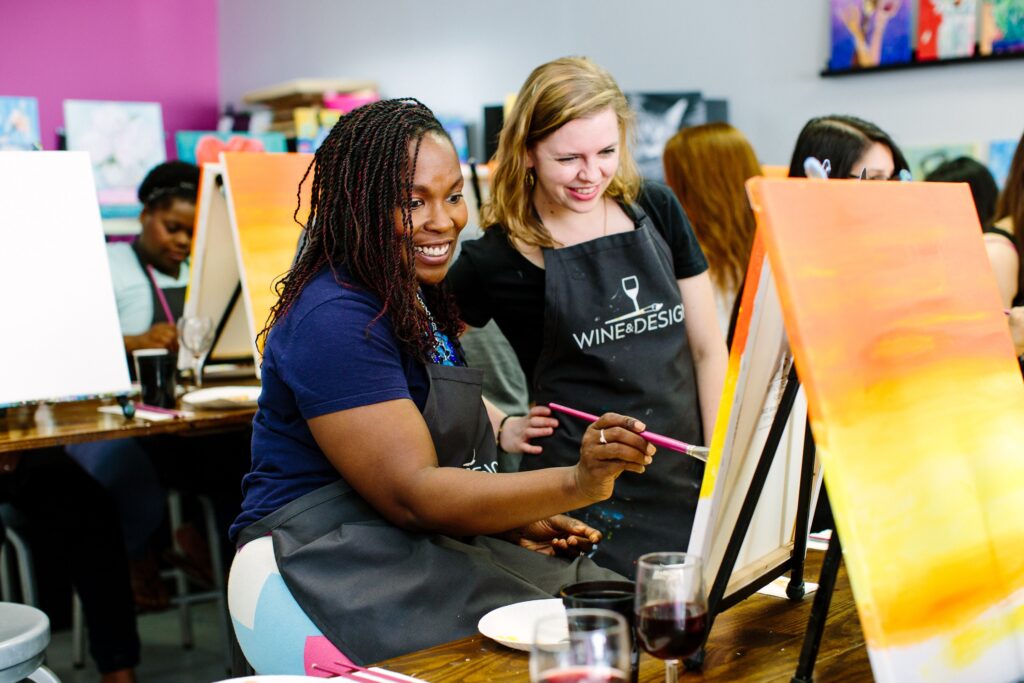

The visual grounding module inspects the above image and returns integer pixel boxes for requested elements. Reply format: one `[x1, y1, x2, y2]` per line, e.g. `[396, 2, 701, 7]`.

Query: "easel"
[688, 363, 817, 663]
[686, 360, 846, 682]
[195, 281, 244, 385]
[791, 530, 842, 683]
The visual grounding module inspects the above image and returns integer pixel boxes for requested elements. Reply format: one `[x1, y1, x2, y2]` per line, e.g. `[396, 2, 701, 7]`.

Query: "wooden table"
[378, 550, 872, 682]
[0, 384, 257, 454]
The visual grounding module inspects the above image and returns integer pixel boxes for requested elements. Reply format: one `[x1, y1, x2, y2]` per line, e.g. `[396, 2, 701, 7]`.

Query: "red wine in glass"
[635, 601, 708, 660]
[539, 666, 629, 683]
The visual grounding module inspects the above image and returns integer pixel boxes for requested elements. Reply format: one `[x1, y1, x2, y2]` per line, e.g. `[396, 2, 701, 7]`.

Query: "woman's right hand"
[574, 413, 655, 503]
[125, 322, 179, 354]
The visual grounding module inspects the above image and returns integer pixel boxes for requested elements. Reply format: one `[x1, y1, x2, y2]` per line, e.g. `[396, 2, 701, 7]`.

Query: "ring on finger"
[599, 428, 607, 445]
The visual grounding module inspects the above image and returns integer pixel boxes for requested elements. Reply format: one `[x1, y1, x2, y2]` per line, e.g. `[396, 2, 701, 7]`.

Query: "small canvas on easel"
[751, 177, 1024, 682]
[0, 152, 131, 406]
[187, 153, 312, 377]
[688, 230, 820, 600]
[181, 163, 252, 367]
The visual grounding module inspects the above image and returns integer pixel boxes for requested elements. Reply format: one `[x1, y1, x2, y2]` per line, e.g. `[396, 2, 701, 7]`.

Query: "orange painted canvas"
[221, 152, 313, 365]
[749, 177, 1024, 682]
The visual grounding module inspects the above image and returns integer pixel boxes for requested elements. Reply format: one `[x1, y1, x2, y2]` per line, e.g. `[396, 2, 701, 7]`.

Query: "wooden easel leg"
[791, 530, 842, 683]
[787, 419, 817, 601]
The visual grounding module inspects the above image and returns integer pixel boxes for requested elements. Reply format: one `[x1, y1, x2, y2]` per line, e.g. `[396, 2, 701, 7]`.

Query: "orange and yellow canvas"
[749, 177, 1024, 682]
[222, 152, 313, 363]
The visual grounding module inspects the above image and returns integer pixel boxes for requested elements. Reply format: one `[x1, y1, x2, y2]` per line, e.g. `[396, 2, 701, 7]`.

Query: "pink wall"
[0, 0, 219, 157]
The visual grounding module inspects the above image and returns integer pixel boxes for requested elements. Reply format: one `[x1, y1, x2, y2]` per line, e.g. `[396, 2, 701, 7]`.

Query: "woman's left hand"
[499, 405, 559, 455]
[509, 515, 602, 557]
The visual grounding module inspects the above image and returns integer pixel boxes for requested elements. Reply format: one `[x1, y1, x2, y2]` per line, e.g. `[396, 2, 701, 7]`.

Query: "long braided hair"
[259, 98, 464, 362]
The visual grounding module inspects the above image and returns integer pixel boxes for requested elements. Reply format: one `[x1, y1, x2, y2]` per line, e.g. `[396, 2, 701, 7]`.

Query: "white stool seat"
[0, 601, 50, 682]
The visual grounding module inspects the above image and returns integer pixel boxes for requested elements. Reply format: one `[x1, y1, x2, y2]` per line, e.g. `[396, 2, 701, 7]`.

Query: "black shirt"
[449, 181, 708, 384]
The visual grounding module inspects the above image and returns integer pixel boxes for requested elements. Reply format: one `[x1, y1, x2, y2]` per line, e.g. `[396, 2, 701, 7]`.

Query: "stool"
[0, 602, 61, 683]
[165, 490, 231, 669]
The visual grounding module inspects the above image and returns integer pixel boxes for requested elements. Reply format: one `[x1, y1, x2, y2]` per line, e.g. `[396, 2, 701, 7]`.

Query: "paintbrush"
[548, 402, 709, 462]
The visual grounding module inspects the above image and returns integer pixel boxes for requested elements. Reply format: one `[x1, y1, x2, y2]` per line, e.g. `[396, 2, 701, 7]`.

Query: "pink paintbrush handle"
[135, 403, 187, 418]
[547, 402, 709, 461]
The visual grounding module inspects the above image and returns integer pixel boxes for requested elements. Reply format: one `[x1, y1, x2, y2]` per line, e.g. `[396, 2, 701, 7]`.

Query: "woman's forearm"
[692, 343, 728, 441]
[397, 465, 592, 536]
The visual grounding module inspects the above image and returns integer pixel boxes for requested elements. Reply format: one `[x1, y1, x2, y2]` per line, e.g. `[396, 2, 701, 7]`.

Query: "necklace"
[415, 289, 461, 366]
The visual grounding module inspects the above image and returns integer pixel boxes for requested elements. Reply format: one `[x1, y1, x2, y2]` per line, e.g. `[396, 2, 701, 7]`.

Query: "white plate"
[478, 598, 566, 651]
[180, 385, 261, 410]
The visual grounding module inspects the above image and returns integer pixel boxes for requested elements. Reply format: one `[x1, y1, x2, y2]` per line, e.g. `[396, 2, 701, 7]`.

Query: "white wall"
[219, 0, 1024, 166]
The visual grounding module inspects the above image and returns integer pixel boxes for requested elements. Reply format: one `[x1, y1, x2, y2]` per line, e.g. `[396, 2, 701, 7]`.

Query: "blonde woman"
[663, 123, 762, 336]
[449, 57, 727, 577]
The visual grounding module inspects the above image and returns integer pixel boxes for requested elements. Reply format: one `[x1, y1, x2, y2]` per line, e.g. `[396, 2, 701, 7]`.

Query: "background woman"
[227, 99, 653, 673]
[986, 131, 1023, 308]
[788, 114, 909, 181]
[663, 122, 762, 336]
[449, 57, 727, 577]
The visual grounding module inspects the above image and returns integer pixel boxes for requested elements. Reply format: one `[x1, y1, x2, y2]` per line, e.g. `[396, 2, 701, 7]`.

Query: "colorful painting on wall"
[988, 138, 1019, 188]
[175, 131, 287, 165]
[829, 0, 913, 70]
[749, 177, 1024, 682]
[63, 100, 165, 218]
[980, 0, 1024, 55]
[903, 142, 978, 180]
[918, 0, 977, 60]
[0, 96, 41, 150]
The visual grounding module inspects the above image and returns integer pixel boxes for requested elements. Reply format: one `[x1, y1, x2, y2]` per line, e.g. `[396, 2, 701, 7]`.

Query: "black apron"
[132, 241, 187, 327]
[237, 363, 620, 665]
[520, 205, 705, 578]
[130, 242, 185, 379]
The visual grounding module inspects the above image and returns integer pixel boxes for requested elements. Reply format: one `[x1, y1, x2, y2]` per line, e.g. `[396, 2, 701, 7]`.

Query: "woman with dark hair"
[787, 115, 909, 181]
[227, 99, 652, 673]
[925, 156, 999, 228]
[986, 131, 1024, 309]
[111, 160, 199, 354]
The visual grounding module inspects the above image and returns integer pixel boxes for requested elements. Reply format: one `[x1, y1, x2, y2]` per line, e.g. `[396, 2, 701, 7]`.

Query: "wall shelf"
[821, 49, 1024, 77]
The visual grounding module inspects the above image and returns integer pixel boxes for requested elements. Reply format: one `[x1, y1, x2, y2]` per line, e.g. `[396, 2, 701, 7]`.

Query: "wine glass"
[530, 608, 631, 683]
[634, 552, 708, 683]
[176, 316, 215, 387]
[621, 276, 641, 313]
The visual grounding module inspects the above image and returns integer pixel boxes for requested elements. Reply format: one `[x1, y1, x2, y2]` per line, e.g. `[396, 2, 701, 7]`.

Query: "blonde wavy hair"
[481, 56, 641, 248]
[663, 123, 761, 294]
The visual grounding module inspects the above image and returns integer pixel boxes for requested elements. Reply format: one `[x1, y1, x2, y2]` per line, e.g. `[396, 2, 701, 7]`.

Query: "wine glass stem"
[665, 659, 679, 683]
[194, 354, 205, 388]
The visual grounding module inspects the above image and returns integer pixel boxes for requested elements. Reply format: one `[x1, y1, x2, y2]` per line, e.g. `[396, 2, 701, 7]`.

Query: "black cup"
[133, 349, 177, 408]
[560, 580, 639, 683]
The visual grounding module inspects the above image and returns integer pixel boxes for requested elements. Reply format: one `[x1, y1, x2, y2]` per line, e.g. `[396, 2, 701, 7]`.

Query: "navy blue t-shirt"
[229, 266, 429, 542]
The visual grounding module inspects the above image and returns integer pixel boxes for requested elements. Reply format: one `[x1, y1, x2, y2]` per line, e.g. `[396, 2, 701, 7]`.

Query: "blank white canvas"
[0, 152, 131, 406]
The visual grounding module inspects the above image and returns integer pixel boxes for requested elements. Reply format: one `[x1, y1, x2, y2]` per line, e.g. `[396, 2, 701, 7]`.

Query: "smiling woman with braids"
[226, 99, 654, 674]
